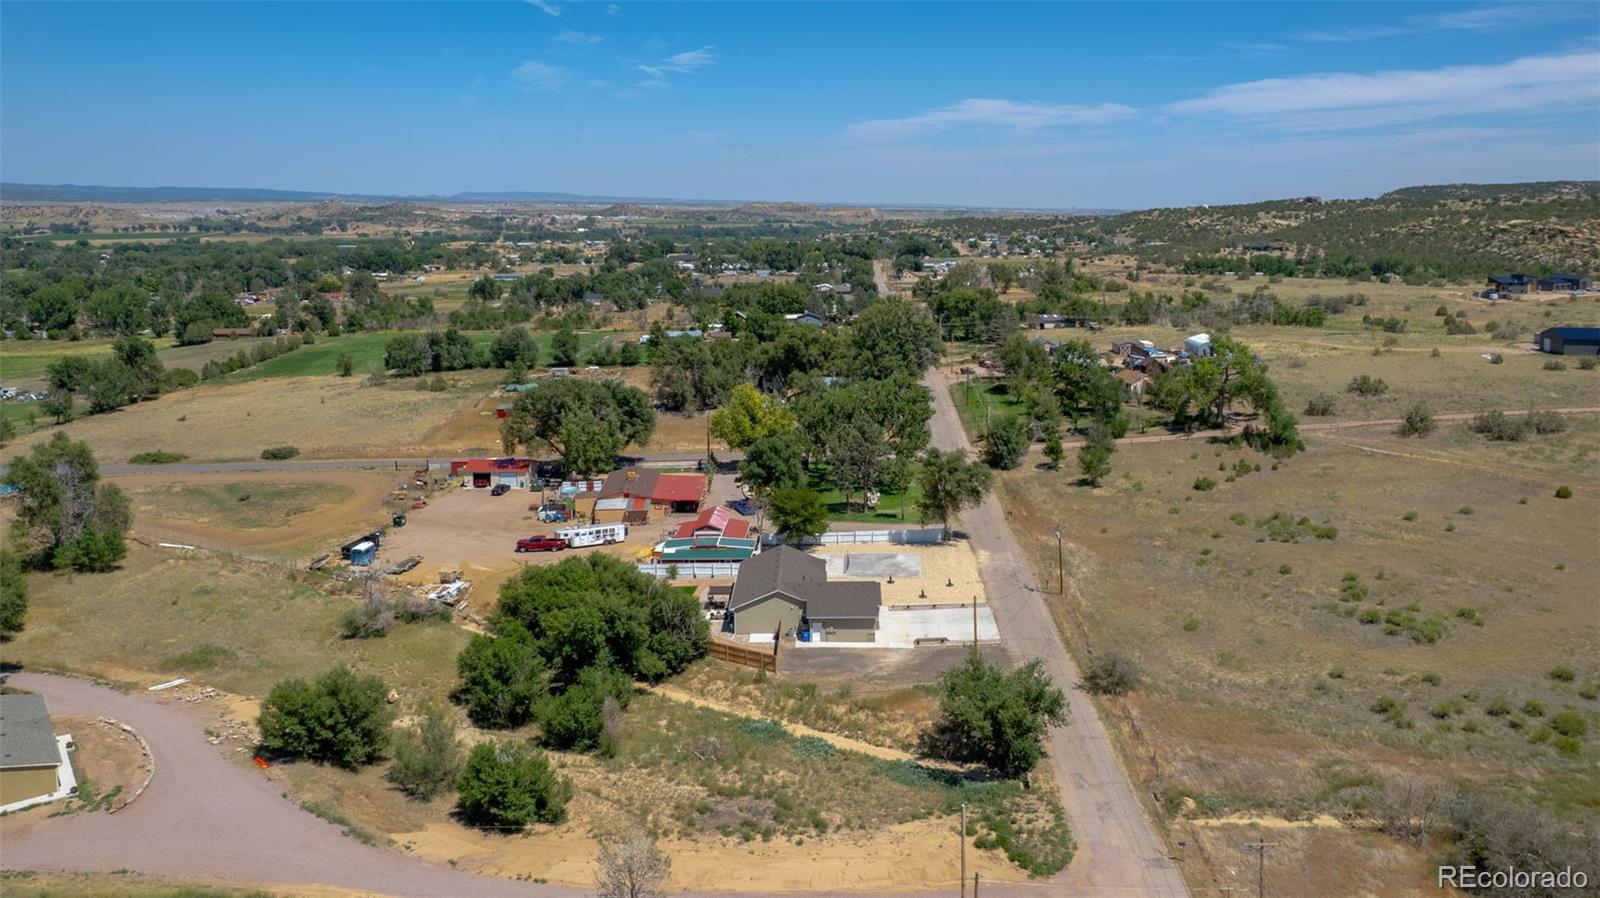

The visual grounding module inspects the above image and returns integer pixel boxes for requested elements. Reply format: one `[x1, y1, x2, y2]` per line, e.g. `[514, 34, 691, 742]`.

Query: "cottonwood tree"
[925, 652, 1067, 778]
[917, 449, 993, 539]
[258, 665, 392, 768]
[708, 383, 795, 450]
[848, 298, 941, 379]
[499, 378, 654, 476]
[738, 431, 807, 493]
[6, 432, 130, 571]
[595, 832, 672, 898]
[550, 325, 580, 367]
[768, 487, 828, 540]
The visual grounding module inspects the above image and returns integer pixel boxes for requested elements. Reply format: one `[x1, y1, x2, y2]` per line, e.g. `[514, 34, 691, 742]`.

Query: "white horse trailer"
[556, 523, 628, 548]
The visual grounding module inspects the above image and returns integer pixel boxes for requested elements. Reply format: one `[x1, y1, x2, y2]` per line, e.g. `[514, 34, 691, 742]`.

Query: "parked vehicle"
[515, 535, 569, 553]
[340, 530, 383, 559]
[490, 483, 511, 496]
[555, 523, 627, 547]
[538, 509, 569, 523]
[730, 498, 758, 516]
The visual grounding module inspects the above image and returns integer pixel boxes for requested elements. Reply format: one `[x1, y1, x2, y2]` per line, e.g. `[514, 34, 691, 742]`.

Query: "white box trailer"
[556, 523, 628, 548]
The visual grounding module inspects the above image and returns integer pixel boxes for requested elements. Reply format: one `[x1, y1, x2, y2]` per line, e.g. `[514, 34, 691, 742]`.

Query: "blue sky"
[3, 2, 1597, 208]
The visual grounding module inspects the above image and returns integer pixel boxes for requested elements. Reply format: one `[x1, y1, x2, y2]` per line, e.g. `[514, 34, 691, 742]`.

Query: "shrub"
[455, 739, 571, 829]
[1396, 402, 1435, 437]
[1555, 485, 1573, 499]
[1579, 356, 1598, 370]
[128, 451, 189, 465]
[1549, 666, 1577, 682]
[1182, 616, 1200, 632]
[983, 415, 1031, 470]
[1486, 353, 1504, 364]
[1346, 375, 1388, 396]
[336, 353, 355, 377]
[257, 665, 392, 767]
[1303, 394, 1336, 416]
[1081, 654, 1142, 696]
[1444, 316, 1477, 335]
[1543, 359, 1566, 371]
[389, 704, 463, 800]
[1549, 710, 1587, 739]
[260, 445, 300, 460]
[1522, 700, 1546, 717]
[1470, 410, 1529, 442]
[536, 666, 632, 752]
[455, 623, 547, 729]
[1358, 607, 1382, 624]
[925, 653, 1066, 778]
[1525, 409, 1567, 434]
[1402, 510, 1417, 521]
[1193, 476, 1217, 492]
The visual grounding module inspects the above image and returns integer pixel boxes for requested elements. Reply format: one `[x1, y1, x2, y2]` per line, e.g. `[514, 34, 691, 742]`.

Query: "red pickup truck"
[515, 535, 568, 553]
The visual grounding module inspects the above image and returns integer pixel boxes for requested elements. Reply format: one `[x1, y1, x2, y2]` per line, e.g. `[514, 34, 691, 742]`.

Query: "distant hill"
[1093, 181, 1600, 277]
[0, 183, 350, 203]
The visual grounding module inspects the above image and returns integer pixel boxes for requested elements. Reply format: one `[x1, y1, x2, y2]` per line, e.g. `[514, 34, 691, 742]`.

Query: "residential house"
[0, 694, 75, 812]
[784, 312, 827, 327]
[1184, 333, 1213, 358]
[1029, 336, 1060, 357]
[1114, 368, 1152, 399]
[1486, 273, 1536, 296]
[1110, 340, 1136, 356]
[1536, 274, 1592, 293]
[1036, 313, 1069, 329]
[1534, 326, 1600, 356]
[728, 546, 881, 643]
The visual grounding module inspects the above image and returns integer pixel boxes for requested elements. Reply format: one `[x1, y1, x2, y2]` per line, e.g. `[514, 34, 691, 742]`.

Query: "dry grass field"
[997, 415, 1600, 896]
[0, 375, 498, 465]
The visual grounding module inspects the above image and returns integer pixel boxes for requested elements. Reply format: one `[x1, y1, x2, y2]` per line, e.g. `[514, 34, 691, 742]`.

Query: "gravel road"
[923, 367, 1192, 898]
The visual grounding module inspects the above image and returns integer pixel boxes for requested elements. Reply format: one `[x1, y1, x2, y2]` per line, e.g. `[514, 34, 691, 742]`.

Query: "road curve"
[0, 672, 577, 898]
[925, 368, 1192, 898]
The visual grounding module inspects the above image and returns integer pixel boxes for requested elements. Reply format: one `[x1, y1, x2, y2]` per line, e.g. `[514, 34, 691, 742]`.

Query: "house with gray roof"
[728, 546, 880, 643]
[0, 693, 75, 811]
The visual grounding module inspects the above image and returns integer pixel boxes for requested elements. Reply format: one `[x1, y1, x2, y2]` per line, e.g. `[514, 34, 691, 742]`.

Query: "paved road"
[924, 367, 1192, 898]
[94, 451, 729, 478]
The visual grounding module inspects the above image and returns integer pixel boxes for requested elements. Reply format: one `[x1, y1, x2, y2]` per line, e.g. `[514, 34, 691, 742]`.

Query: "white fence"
[638, 561, 743, 579]
[768, 528, 946, 547]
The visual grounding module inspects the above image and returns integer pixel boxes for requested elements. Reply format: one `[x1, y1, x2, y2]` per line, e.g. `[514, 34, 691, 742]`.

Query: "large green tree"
[455, 621, 548, 728]
[917, 449, 993, 539]
[0, 550, 27, 637]
[708, 383, 795, 450]
[739, 431, 807, 493]
[768, 487, 828, 540]
[848, 298, 941, 379]
[500, 378, 654, 476]
[928, 653, 1067, 778]
[6, 432, 130, 571]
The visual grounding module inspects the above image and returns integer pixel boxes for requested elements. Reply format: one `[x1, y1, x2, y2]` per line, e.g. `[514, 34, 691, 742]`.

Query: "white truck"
[555, 523, 628, 548]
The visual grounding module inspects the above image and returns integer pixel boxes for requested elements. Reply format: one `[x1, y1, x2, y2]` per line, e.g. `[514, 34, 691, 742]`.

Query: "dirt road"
[923, 367, 1191, 898]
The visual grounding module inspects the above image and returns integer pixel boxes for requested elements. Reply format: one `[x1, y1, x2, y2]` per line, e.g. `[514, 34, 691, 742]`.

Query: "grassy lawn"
[0, 543, 469, 706]
[228, 330, 611, 381]
[948, 380, 1026, 443]
[809, 465, 926, 524]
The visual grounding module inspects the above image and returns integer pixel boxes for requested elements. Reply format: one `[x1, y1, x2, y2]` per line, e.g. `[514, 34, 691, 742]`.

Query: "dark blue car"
[730, 498, 758, 516]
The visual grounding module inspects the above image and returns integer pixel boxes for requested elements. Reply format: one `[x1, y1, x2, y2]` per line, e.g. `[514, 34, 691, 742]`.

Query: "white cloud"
[1296, 3, 1594, 43]
[1169, 51, 1600, 130]
[511, 59, 569, 91]
[554, 30, 602, 45]
[525, 0, 560, 17]
[636, 45, 717, 81]
[606, 3, 619, 13]
[842, 98, 1136, 144]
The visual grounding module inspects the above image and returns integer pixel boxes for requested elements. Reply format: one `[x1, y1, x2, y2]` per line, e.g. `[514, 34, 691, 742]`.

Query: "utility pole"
[1242, 840, 1279, 898]
[959, 803, 967, 898]
[972, 873, 980, 898]
[1055, 530, 1064, 595]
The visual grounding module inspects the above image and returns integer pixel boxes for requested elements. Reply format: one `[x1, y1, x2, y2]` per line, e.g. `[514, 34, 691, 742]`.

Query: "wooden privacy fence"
[707, 636, 779, 673]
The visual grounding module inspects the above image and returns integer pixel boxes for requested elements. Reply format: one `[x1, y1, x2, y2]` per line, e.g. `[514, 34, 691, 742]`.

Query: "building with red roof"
[450, 457, 533, 490]
[673, 506, 751, 540]
[600, 468, 706, 517]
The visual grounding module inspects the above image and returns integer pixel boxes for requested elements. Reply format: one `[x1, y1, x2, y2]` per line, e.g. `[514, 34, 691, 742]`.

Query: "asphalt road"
[923, 367, 1192, 898]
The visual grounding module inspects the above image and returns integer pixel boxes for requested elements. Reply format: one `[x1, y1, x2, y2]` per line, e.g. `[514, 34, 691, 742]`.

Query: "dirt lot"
[998, 416, 1600, 895]
[376, 484, 705, 608]
[114, 471, 400, 559]
[810, 540, 986, 607]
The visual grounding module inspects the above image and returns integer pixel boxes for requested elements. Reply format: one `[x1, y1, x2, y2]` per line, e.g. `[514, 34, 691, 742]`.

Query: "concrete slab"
[841, 552, 923, 579]
[877, 606, 1000, 647]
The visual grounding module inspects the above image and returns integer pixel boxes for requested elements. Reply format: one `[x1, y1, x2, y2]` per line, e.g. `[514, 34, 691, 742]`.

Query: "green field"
[228, 330, 611, 381]
[949, 381, 1026, 442]
[810, 465, 926, 524]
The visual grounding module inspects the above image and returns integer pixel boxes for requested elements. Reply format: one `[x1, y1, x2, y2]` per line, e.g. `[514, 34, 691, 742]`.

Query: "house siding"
[732, 592, 805, 637]
[813, 620, 876, 643]
[0, 766, 59, 805]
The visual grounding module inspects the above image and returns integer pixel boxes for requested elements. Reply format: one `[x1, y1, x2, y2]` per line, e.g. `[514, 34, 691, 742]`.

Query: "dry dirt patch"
[810, 540, 986, 606]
